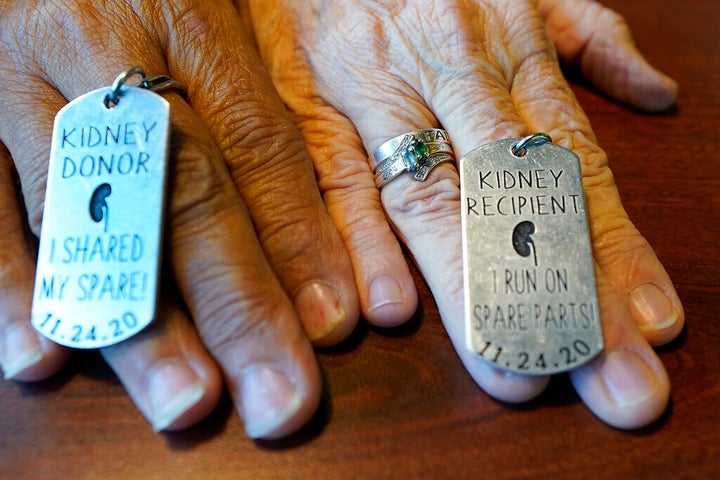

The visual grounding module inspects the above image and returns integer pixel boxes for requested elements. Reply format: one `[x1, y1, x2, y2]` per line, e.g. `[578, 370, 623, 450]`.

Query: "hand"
[0, 0, 361, 438]
[247, 0, 684, 428]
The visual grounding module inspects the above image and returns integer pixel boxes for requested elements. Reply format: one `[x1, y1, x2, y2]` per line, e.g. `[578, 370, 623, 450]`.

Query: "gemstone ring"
[371, 129, 455, 189]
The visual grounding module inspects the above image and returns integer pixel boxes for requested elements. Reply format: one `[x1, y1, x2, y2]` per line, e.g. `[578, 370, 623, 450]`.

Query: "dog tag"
[32, 72, 170, 348]
[460, 134, 603, 374]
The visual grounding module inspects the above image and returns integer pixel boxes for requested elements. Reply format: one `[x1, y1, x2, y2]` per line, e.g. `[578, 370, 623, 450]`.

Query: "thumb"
[539, 0, 678, 112]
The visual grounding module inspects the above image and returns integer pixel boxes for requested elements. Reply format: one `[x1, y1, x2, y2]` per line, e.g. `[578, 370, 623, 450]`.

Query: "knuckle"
[298, 119, 371, 192]
[167, 131, 236, 230]
[591, 215, 650, 279]
[191, 266, 287, 356]
[243, 131, 308, 188]
[596, 6, 631, 36]
[383, 166, 460, 224]
[0, 251, 30, 291]
[337, 214, 390, 257]
[218, 107, 310, 189]
[552, 128, 614, 189]
[169, 0, 225, 42]
[317, 162, 372, 195]
[0, 223, 32, 292]
[580, 154, 615, 191]
[578, 148, 612, 185]
[257, 202, 328, 270]
[327, 189, 386, 247]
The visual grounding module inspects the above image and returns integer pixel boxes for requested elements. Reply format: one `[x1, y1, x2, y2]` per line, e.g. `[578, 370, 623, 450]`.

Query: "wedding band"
[371, 129, 455, 189]
[370, 128, 450, 168]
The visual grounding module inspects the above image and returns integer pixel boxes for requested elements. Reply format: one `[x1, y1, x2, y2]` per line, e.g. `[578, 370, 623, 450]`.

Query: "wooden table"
[2, 1, 718, 478]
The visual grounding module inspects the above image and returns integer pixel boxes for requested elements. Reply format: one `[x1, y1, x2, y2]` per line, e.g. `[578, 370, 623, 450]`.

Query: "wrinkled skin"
[246, 0, 685, 429]
[0, 0, 686, 438]
[0, 0, 363, 439]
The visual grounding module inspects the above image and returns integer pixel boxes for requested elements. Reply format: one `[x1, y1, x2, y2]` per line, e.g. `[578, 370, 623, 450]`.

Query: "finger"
[171, 3, 359, 344]
[101, 297, 223, 432]
[264, 34, 419, 326]
[381, 162, 551, 401]
[301, 110, 419, 326]
[249, 1, 420, 326]
[538, 0, 678, 112]
[569, 267, 670, 429]
[382, 3, 552, 400]
[0, 143, 69, 381]
[375, 138, 551, 402]
[499, 17, 684, 346]
[166, 97, 322, 438]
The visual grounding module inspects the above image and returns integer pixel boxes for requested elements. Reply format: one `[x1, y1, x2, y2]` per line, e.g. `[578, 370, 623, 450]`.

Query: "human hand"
[0, 0, 361, 438]
[247, 0, 684, 428]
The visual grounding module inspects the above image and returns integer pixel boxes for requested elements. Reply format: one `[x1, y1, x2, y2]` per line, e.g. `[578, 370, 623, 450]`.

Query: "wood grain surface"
[1, 0, 718, 478]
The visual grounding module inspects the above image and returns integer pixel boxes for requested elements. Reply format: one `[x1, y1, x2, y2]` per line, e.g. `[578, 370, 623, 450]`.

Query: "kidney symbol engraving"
[512, 220, 537, 266]
[89, 183, 112, 232]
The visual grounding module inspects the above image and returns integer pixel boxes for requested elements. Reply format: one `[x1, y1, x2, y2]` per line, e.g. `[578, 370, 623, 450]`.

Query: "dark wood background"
[2, 0, 718, 478]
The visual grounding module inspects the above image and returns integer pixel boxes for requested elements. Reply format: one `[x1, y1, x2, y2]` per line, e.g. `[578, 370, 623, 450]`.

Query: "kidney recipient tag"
[31, 69, 171, 348]
[460, 134, 603, 374]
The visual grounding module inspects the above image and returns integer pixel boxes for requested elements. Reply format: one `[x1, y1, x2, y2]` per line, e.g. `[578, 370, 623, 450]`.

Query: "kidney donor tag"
[460, 135, 603, 375]
[32, 83, 169, 348]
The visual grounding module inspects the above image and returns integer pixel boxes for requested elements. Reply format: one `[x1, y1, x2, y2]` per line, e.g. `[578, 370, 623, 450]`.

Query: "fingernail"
[629, 283, 679, 334]
[369, 274, 405, 312]
[148, 361, 206, 432]
[1, 324, 44, 380]
[239, 364, 301, 439]
[602, 349, 660, 408]
[294, 282, 345, 341]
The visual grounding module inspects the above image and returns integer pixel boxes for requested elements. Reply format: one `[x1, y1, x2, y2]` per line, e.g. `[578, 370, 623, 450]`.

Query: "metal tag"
[460, 136, 603, 374]
[31, 85, 169, 348]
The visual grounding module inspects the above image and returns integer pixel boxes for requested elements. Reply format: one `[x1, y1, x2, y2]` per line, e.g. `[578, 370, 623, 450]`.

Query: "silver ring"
[371, 128, 450, 168]
[105, 67, 185, 108]
[371, 129, 455, 189]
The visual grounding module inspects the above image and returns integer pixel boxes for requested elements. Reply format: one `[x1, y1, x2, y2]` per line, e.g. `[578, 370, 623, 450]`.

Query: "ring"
[105, 67, 185, 108]
[371, 129, 455, 188]
[511, 132, 552, 157]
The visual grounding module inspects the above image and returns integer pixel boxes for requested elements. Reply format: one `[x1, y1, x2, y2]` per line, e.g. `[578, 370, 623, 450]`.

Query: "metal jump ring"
[106, 66, 146, 107]
[105, 67, 184, 108]
[511, 133, 552, 157]
[139, 75, 184, 94]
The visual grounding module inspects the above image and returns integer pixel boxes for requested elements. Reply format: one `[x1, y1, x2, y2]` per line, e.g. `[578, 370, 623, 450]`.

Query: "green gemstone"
[404, 139, 428, 170]
[414, 139, 428, 158]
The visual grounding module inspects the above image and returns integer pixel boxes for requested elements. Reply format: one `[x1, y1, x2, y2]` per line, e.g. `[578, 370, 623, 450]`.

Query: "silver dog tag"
[460, 134, 602, 375]
[32, 81, 169, 348]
